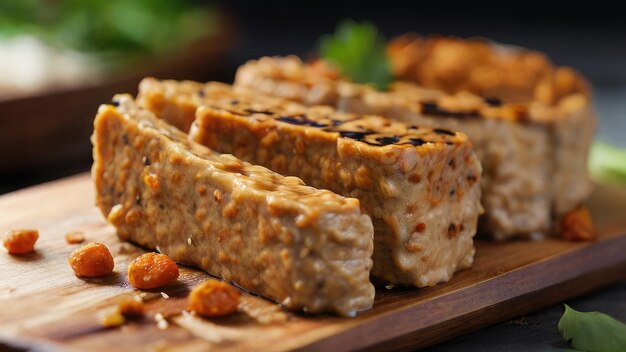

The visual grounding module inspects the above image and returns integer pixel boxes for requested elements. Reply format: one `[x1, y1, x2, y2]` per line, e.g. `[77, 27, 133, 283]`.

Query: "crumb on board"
[68, 242, 115, 278]
[65, 231, 85, 244]
[188, 279, 241, 318]
[98, 307, 125, 328]
[128, 253, 179, 289]
[118, 294, 145, 317]
[3, 229, 39, 255]
[560, 206, 596, 241]
[154, 313, 169, 330]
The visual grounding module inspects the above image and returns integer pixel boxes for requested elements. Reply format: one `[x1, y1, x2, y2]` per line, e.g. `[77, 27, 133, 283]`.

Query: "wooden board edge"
[297, 234, 626, 351]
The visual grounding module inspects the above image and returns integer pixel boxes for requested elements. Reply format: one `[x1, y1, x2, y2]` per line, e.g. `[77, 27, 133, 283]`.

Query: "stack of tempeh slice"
[137, 78, 482, 287]
[91, 36, 594, 316]
[233, 46, 596, 240]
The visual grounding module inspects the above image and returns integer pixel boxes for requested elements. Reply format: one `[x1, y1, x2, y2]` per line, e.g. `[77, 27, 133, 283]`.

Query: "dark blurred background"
[1, 0, 625, 192]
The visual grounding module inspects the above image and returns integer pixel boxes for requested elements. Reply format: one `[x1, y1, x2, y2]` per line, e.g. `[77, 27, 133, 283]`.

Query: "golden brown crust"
[137, 79, 483, 287]
[233, 55, 596, 240]
[388, 34, 590, 105]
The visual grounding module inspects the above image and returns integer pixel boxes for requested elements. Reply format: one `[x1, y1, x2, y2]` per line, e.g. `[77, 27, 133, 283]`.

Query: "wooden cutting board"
[1, 174, 625, 352]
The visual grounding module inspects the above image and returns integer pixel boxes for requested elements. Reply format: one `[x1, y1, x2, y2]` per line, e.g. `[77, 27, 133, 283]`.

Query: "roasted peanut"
[69, 243, 115, 277]
[3, 229, 38, 254]
[188, 279, 240, 317]
[127, 253, 179, 289]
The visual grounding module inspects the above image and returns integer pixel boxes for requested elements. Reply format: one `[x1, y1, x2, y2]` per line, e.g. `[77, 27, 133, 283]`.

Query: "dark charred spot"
[197, 90, 206, 97]
[449, 189, 456, 196]
[484, 97, 502, 106]
[276, 115, 327, 128]
[142, 156, 151, 166]
[331, 119, 343, 126]
[375, 136, 400, 145]
[421, 101, 480, 119]
[433, 128, 455, 136]
[448, 159, 456, 168]
[159, 204, 165, 210]
[135, 195, 142, 205]
[399, 137, 426, 147]
[448, 223, 459, 238]
[467, 174, 477, 183]
[122, 134, 129, 145]
[111, 100, 120, 107]
[244, 108, 274, 115]
[446, 141, 454, 146]
[409, 125, 419, 130]
[230, 99, 239, 105]
[338, 131, 372, 142]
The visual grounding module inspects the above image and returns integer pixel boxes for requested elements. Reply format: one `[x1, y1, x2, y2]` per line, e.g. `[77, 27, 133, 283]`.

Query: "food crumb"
[188, 279, 241, 317]
[98, 308, 125, 328]
[69, 243, 115, 278]
[560, 207, 596, 241]
[154, 313, 169, 330]
[118, 294, 145, 317]
[3, 229, 39, 255]
[65, 231, 85, 244]
[127, 253, 179, 289]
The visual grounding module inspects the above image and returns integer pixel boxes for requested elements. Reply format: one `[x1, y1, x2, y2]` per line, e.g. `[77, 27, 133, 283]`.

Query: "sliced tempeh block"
[91, 94, 375, 316]
[234, 55, 596, 240]
[137, 79, 483, 287]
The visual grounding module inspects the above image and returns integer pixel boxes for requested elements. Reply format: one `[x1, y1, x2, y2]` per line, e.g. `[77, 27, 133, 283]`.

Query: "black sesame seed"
[111, 100, 120, 107]
[484, 97, 502, 106]
[434, 128, 455, 136]
[276, 115, 327, 128]
[339, 131, 372, 141]
[244, 108, 274, 115]
[375, 136, 400, 145]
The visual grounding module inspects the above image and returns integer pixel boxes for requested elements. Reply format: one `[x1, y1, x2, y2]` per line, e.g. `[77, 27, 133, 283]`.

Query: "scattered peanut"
[65, 231, 85, 244]
[68, 243, 115, 277]
[3, 229, 39, 255]
[560, 207, 596, 241]
[188, 279, 241, 317]
[128, 253, 179, 289]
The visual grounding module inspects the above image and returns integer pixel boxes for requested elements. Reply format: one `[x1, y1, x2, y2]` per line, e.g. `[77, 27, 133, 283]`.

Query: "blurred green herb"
[319, 20, 392, 90]
[588, 141, 626, 184]
[0, 0, 215, 65]
[558, 304, 626, 352]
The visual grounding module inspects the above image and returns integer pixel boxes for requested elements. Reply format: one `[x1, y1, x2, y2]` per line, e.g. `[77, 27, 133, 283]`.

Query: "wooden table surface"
[1, 174, 625, 351]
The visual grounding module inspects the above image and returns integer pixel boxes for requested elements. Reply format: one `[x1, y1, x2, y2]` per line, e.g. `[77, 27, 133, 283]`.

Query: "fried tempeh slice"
[234, 55, 596, 240]
[91, 95, 375, 316]
[137, 79, 483, 287]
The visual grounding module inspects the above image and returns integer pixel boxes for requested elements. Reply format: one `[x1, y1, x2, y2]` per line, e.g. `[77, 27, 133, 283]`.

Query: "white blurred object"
[0, 36, 104, 100]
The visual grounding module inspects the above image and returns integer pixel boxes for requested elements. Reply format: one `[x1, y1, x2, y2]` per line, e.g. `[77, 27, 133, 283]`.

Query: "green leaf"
[589, 141, 626, 184]
[0, 0, 216, 66]
[558, 304, 626, 352]
[319, 20, 392, 90]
